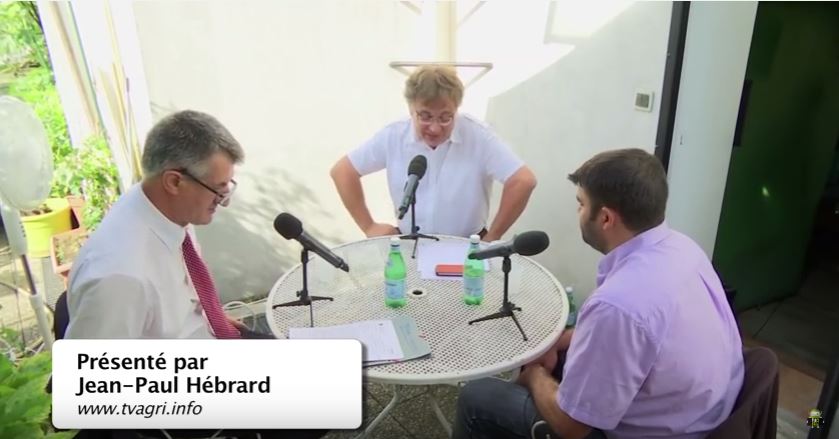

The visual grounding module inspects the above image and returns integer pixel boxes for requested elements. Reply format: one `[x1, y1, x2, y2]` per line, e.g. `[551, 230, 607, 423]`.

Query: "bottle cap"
[469, 234, 480, 243]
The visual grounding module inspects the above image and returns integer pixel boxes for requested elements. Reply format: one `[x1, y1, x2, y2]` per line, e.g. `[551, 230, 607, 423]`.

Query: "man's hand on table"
[364, 222, 400, 237]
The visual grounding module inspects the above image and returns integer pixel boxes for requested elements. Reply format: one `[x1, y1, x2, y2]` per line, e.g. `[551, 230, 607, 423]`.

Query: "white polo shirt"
[66, 184, 214, 339]
[348, 114, 523, 237]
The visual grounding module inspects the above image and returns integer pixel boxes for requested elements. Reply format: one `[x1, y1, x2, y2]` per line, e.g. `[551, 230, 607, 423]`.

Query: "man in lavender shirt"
[453, 148, 744, 439]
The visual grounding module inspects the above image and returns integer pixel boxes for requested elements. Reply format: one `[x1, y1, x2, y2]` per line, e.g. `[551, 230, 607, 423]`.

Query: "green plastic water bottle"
[566, 286, 577, 327]
[384, 237, 407, 308]
[463, 234, 485, 305]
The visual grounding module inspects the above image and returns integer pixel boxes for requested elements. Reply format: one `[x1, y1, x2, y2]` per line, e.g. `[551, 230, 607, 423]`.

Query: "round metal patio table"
[266, 236, 569, 437]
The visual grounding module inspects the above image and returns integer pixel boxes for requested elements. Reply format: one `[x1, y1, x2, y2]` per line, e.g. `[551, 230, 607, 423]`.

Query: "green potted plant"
[8, 67, 76, 258]
[48, 134, 120, 278]
[4, 3, 119, 261]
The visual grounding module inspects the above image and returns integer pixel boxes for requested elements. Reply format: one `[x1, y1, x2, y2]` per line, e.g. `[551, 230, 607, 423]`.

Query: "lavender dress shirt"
[558, 223, 744, 439]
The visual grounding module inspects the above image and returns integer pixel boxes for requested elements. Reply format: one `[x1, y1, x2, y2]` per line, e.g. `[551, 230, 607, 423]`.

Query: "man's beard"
[581, 220, 607, 254]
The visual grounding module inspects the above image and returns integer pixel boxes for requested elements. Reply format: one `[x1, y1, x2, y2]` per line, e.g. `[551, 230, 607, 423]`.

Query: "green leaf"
[0, 421, 45, 439]
[7, 352, 51, 389]
[3, 378, 51, 424]
[45, 432, 77, 439]
[0, 354, 14, 383]
[0, 384, 15, 399]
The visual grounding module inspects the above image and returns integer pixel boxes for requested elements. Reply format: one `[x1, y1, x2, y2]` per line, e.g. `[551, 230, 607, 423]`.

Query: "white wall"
[462, 1, 671, 300]
[131, 1, 422, 301]
[129, 1, 672, 303]
[665, 2, 758, 257]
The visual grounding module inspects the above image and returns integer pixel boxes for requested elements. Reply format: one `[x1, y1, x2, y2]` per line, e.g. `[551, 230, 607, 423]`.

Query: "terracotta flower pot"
[66, 194, 85, 230]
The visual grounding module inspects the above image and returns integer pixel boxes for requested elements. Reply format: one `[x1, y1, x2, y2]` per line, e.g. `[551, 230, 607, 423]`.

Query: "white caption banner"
[52, 339, 361, 429]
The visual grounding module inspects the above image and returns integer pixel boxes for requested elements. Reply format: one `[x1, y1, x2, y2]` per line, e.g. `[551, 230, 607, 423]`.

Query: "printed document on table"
[363, 316, 431, 367]
[288, 319, 404, 362]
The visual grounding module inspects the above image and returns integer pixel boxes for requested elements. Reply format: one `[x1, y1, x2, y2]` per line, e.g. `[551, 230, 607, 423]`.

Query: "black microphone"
[396, 155, 428, 220]
[273, 213, 350, 272]
[468, 231, 550, 260]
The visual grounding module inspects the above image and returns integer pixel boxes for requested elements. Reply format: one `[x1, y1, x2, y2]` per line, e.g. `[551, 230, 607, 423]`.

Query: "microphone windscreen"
[514, 231, 550, 256]
[274, 212, 303, 240]
[407, 155, 428, 179]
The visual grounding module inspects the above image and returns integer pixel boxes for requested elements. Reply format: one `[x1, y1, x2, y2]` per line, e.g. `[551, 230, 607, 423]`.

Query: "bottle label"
[385, 279, 406, 300]
[464, 276, 484, 298]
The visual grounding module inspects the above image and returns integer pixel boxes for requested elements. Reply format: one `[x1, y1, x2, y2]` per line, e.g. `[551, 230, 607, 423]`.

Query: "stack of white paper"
[288, 319, 404, 363]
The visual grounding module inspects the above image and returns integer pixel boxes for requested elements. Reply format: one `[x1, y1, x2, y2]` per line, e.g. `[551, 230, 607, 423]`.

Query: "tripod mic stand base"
[468, 302, 528, 341]
[272, 292, 334, 327]
[399, 233, 439, 258]
[272, 292, 334, 308]
[398, 233, 438, 241]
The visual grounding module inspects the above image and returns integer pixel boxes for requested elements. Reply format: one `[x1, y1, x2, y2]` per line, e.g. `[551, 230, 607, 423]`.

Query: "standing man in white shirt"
[66, 110, 248, 340]
[330, 65, 537, 241]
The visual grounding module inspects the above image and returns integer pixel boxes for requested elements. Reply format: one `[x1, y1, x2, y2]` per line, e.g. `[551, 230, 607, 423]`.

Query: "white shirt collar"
[135, 184, 188, 253]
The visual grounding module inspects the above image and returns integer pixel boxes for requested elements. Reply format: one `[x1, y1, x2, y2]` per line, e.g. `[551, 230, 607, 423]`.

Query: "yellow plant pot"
[20, 197, 73, 258]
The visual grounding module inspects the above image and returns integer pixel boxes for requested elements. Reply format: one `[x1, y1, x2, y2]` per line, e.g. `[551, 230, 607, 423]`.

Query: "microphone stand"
[468, 255, 528, 341]
[399, 194, 438, 258]
[272, 248, 333, 327]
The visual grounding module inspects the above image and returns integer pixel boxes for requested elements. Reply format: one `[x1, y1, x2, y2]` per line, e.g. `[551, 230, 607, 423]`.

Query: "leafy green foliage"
[8, 67, 75, 194]
[56, 136, 121, 230]
[0, 327, 25, 357]
[0, 352, 76, 438]
[2, 2, 120, 230]
[0, 1, 49, 74]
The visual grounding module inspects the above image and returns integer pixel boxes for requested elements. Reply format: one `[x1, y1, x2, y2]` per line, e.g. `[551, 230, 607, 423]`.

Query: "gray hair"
[404, 65, 464, 107]
[141, 110, 244, 178]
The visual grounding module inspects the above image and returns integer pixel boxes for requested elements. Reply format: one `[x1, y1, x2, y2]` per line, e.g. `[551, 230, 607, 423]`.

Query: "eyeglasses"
[414, 110, 455, 127]
[176, 168, 237, 206]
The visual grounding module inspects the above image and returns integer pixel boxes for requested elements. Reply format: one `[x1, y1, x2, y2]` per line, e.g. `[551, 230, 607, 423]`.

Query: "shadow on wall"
[197, 166, 344, 303]
[482, 2, 670, 301]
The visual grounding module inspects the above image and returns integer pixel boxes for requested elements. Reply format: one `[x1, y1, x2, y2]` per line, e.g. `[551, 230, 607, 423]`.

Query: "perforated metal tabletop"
[266, 236, 568, 386]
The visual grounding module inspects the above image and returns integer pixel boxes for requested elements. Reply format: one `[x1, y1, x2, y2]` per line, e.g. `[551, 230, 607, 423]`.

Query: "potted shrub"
[5, 3, 119, 260]
[47, 134, 119, 277]
[52, 134, 120, 231]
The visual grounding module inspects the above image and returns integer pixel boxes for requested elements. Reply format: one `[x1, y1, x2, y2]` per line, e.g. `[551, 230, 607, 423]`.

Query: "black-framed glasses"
[414, 110, 455, 127]
[176, 168, 237, 206]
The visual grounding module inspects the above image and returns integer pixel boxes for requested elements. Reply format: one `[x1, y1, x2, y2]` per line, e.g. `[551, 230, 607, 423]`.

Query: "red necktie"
[182, 234, 241, 339]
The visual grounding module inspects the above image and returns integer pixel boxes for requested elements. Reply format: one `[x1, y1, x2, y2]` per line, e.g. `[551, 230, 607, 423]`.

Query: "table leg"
[428, 385, 453, 438]
[355, 385, 401, 439]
